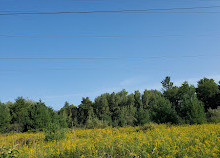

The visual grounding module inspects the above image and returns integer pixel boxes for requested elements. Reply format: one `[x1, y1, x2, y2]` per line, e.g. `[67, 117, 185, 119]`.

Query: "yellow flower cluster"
[0, 123, 219, 158]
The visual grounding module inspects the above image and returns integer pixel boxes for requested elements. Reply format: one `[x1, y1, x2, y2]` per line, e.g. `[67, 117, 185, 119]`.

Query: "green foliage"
[163, 79, 207, 124]
[94, 94, 111, 123]
[108, 92, 120, 126]
[149, 94, 179, 124]
[134, 90, 143, 109]
[0, 103, 10, 133]
[58, 102, 78, 128]
[207, 107, 220, 123]
[179, 94, 206, 124]
[26, 101, 52, 131]
[44, 123, 66, 142]
[196, 78, 220, 111]
[135, 107, 150, 125]
[86, 117, 108, 129]
[9, 97, 31, 132]
[161, 76, 174, 91]
[163, 86, 179, 108]
[177, 83, 206, 124]
[1, 76, 218, 133]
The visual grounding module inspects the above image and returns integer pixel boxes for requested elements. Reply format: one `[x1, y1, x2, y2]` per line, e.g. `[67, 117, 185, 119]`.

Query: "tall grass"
[0, 123, 219, 158]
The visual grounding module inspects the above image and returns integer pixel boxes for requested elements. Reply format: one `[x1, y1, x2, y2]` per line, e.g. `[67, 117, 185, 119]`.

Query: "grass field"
[0, 123, 220, 158]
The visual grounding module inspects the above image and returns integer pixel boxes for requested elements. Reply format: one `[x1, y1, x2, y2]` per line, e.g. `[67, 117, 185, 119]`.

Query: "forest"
[0, 76, 220, 133]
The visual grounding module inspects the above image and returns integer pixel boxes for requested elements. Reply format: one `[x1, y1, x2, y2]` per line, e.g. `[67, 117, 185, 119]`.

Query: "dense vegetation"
[0, 77, 220, 133]
[1, 124, 219, 157]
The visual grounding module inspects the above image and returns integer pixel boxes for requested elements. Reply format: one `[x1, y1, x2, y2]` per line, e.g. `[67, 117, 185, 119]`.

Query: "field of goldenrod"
[0, 123, 220, 158]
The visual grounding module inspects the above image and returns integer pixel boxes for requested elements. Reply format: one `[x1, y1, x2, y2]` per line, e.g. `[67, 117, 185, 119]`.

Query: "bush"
[207, 107, 220, 123]
[7, 124, 24, 133]
[86, 118, 109, 129]
[135, 108, 150, 125]
[44, 123, 66, 142]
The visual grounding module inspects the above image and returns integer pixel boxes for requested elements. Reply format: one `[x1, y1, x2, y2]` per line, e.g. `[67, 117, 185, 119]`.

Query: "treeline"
[0, 77, 220, 133]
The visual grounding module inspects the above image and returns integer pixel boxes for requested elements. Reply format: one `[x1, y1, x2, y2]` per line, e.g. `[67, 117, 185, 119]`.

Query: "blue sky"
[0, 0, 220, 110]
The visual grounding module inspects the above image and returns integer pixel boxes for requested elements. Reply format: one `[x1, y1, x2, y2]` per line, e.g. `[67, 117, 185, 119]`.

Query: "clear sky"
[0, 0, 220, 110]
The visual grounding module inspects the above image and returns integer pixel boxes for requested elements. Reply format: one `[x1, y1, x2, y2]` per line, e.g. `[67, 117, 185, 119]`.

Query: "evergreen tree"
[178, 82, 206, 124]
[26, 101, 52, 131]
[161, 76, 174, 91]
[0, 102, 11, 133]
[9, 97, 32, 132]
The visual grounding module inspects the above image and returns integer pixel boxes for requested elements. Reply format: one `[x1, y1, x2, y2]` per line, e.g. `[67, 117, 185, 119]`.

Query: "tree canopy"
[0, 76, 219, 133]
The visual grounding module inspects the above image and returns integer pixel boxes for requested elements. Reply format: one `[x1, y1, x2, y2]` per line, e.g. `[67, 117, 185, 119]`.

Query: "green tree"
[178, 82, 206, 124]
[58, 102, 77, 128]
[0, 102, 11, 133]
[125, 94, 137, 126]
[142, 90, 163, 109]
[135, 107, 150, 125]
[94, 94, 112, 125]
[179, 93, 206, 124]
[163, 86, 179, 108]
[161, 76, 174, 91]
[26, 101, 52, 131]
[148, 94, 179, 124]
[196, 78, 220, 111]
[108, 92, 120, 126]
[77, 97, 95, 126]
[134, 90, 143, 109]
[9, 97, 32, 132]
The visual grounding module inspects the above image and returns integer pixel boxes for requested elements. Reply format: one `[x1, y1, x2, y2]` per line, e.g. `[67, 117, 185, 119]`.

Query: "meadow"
[0, 123, 220, 158]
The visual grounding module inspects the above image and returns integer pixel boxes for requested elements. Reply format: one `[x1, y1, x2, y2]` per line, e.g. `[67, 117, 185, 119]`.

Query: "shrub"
[44, 123, 66, 142]
[7, 124, 24, 133]
[207, 107, 220, 123]
[86, 118, 108, 129]
[135, 108, 150, 125]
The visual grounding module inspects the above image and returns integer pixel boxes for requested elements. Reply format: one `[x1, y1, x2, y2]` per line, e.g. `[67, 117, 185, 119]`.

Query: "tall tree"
[147, 91, 178, 124]
[108, 92, 120, 126]
[94, 94, 111, 124]
[163, 86, 179, 108]
[125, 94, 137, 126]
[9, 97, 32, 132]
[0, 102, 11, 133]
[161, 76, 174, 91]
[26, 101, 52, 131]
[134, 90, 143, 109]
[58, 102, 78, 128]
[196, 78, 220, 111]
[78, 97, 94, 125]
[178, 82, 206, 124]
